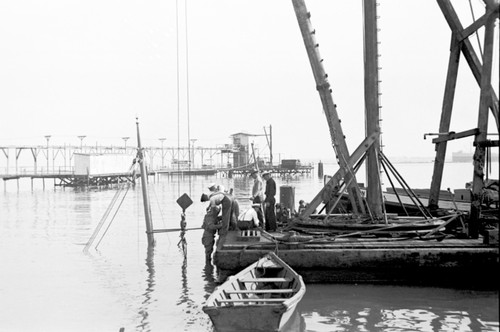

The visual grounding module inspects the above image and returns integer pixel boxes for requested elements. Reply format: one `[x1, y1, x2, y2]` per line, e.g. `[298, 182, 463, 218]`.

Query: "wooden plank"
[431, 128, 480, 143]
[225, 289, 295, 294]
[218, 298, 286, 303]
[239, 278, 292, 283]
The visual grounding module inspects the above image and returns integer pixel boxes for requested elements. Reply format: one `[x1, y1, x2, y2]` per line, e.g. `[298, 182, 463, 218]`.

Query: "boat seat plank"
[217, 298, 286, 303]
[239, 277, 292, 283]
[225, 289, 295, 294]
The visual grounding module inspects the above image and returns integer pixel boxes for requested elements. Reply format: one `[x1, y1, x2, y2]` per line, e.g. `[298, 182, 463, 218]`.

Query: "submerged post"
[136, 118, 155, 246]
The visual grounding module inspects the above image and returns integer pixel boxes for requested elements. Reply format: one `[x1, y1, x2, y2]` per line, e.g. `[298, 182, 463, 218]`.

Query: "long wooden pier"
[1, 142, 313, 188]
[1, 164, 313, 189]
[1, 171, 143, 188]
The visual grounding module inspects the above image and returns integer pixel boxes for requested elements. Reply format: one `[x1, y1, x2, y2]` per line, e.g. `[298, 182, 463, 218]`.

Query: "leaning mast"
[136, 118, 155, 247]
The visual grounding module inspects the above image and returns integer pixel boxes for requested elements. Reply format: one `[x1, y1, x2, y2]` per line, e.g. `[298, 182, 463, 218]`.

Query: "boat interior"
[213, 256, 299, 306]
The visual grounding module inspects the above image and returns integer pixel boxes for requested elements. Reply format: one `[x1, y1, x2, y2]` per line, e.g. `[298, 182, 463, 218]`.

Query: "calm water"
[0, 162, 498, 332]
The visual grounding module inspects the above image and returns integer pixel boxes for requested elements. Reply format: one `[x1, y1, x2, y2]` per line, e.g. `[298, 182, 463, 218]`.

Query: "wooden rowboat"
[202, 252, 306, 332]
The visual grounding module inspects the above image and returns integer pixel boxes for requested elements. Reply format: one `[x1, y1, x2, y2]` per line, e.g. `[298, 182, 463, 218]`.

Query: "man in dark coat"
[262, 171, 277, 232]
[201, 206, 222, 262]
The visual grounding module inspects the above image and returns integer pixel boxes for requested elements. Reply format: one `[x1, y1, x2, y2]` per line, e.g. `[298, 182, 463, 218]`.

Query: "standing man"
[250, 169, 264, 203]
[226, 188, 240, 230]
[262, 171, 277, 232]
[249, 169, 264, 227]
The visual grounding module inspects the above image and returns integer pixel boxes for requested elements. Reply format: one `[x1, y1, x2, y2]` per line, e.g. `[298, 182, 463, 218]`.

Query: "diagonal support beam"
[299, 132, 379, 218]
[437, 0, 500, 131]
[292, 0, 366, 214]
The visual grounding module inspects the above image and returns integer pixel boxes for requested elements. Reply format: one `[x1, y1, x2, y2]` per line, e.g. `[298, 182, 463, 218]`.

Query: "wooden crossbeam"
[437, 0, 499, 130]
[225, 289, 295, 294]
[217, 299, 286, 303]
[239, 278, 292, 283]
[431, 128, 480, 143]
[152, 227, 202, 233]
[458, 7, 498, 42]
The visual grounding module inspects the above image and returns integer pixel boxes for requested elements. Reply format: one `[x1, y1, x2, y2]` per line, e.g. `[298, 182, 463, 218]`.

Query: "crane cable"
[176, 0, 181, 198]
[468, 0, 483, 57]
[184, 0, 193, 197]
[176, 0, 193, 197]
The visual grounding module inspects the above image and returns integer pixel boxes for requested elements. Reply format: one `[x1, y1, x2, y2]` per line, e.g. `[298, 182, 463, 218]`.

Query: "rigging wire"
[380, 152, 433, 219]
[380, 159, 409, 216]
[95, 184, 131, 250]
[150, 184, 172, 246]
[83, 184, 125, 251]
[185, 0, 193, 196]
[176, 0, 181, 198]
[468, 0, 483, 57]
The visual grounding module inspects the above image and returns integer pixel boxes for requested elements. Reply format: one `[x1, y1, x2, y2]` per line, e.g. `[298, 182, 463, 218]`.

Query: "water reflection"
[202, 262, 218, 301]
[137, 246, 155, 332]
[2, 168, 498, 332]
[278, 309, 306, 332]
[178, 256, 192, 306]
[298, 284, 499, 332]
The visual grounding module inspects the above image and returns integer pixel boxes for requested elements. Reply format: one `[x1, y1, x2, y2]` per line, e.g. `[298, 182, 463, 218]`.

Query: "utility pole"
[122, 137, 130, 153]
[263, 125, 273, 166]
[190, 139, 197, 168]
[159, 138, 166, 167]
[44, 135, 51, 173]
[78, 135, 86, 151]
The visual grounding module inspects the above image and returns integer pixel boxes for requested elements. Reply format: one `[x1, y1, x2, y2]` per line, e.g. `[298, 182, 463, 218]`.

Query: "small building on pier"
[74, 153, 135, 176]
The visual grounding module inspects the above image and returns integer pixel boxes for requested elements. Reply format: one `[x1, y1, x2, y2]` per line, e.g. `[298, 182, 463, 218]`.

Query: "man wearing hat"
[207, 183, 218, 196]
[207, 184, 236, 240]
[262, 171, 277, 232]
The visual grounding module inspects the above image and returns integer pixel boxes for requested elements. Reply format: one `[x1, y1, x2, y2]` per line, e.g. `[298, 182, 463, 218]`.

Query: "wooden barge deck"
[214, 231, 499, 287]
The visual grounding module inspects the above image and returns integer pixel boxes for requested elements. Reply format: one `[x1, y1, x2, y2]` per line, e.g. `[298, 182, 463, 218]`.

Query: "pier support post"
[317, 161, 323, 178]
[280, 185, 296, 216]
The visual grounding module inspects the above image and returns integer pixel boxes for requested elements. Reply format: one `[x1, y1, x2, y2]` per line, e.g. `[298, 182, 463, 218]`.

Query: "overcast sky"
[0, 0, 497, 161]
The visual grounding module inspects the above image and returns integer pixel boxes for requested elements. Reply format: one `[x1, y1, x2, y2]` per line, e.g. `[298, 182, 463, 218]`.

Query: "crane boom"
[291, 0, 366, 214]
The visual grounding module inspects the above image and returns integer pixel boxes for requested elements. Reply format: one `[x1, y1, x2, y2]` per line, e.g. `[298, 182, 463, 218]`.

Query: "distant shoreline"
[300, 157, 486, 165]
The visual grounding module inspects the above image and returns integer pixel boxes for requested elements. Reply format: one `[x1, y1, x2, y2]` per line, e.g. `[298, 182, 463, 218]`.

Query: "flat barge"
[214, 230, 499, 287]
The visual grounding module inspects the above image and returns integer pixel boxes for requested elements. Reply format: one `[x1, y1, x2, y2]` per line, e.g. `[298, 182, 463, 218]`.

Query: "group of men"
[200, 169, 277, 262]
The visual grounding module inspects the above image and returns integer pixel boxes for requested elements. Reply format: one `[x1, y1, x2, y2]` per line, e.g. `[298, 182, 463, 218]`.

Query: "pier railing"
[1, 166, 74, 177]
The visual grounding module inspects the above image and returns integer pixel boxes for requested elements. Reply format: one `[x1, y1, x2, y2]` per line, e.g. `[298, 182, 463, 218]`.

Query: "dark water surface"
[0, 162, 498, 331]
